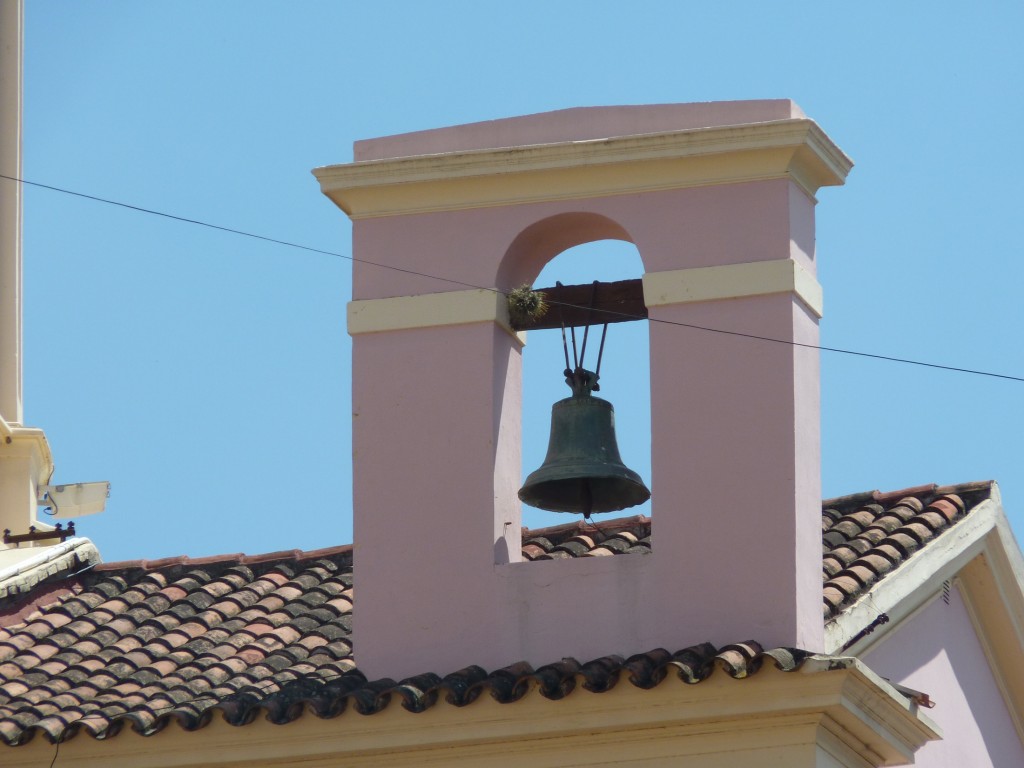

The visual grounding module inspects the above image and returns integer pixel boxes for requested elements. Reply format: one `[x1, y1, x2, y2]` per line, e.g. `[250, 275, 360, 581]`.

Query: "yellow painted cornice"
[1, 661, 936, 767]
[313, 119, 853, 219]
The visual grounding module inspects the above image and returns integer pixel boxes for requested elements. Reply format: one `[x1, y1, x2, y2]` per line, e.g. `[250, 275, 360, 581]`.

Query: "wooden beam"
[510, 279, 647, 331]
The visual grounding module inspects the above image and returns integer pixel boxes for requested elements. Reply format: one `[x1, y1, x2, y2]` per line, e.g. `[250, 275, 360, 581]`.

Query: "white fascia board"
[955, 502, 1024, 745]
[825, 497, 1004, 656]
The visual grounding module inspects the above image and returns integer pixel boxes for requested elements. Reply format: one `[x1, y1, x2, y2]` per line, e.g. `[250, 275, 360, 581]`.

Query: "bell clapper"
[565, 366, 600, 397]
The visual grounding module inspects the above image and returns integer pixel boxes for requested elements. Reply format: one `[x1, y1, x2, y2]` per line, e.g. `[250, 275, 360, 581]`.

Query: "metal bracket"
[3, 522, 76, 545]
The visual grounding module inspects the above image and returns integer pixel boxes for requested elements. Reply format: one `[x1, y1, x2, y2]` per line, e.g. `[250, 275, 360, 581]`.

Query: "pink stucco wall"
[347, 103, 829, 679]
[863, 585, 1024, 767]
[351, 177, 812, 301]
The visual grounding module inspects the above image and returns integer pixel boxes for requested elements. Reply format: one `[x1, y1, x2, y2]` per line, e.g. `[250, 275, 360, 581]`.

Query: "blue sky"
[20, 1, 1024, 561]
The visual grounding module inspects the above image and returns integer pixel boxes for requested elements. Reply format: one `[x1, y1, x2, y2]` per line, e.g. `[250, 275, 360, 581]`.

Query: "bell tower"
[315, 101, 852, 680]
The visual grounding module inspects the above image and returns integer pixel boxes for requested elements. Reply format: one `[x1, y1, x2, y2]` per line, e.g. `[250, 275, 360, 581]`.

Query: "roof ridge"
[94, 544, 354, 574]
[822, 479, 993, 511]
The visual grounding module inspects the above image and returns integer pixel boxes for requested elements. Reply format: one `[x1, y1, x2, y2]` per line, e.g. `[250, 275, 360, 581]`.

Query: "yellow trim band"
[348, 289, 525, 342]
[642, 259, 823, 318]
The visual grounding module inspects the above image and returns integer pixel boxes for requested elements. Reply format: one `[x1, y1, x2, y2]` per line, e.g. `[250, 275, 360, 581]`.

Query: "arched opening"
[497, 212, 636, 289]
[520, 239, 651, 530]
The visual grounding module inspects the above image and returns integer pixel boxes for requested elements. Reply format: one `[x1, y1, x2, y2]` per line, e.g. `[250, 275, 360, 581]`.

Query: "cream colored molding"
[0, 0, 24, 424]
[0, 417, 55, 550]
[348, 288, 525, 343]
[642, 258, 824, 317]
[0, 662, 937, 768]
[314, 119, 853, 219]
[0, 418, 52, 481]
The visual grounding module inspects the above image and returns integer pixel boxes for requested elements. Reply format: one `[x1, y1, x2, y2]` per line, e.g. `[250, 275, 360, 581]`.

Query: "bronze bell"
[519, 367, 650, 515]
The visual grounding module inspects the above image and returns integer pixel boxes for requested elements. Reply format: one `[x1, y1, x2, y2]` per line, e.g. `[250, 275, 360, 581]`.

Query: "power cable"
[0, 174, 486, 292]
[541, 301, 1024, 383]
[3, 173, 1022, 384]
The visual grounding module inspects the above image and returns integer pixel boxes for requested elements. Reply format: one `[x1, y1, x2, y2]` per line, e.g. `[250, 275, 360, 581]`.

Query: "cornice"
[314, 119, 853, 219]
[0, 418, 52, 485]
[0, 662, 935, 767]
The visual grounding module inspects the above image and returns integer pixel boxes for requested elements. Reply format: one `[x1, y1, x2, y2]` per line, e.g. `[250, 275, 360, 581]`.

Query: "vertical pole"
[0, 0, 24, 426]
[0, 0, 49, 545]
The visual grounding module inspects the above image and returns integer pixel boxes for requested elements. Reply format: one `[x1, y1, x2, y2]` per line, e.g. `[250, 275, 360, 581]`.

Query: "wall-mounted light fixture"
[38, 481, 110, 519]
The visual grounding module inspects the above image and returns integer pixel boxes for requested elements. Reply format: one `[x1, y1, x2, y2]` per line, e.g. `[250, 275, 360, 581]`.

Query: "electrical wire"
[48, 732, 60, 768]
[4, 172, 1011, 754]
[542, 300, 1024, 383]
[0, 174, 487, 292]
[3, 173, 1022, 384]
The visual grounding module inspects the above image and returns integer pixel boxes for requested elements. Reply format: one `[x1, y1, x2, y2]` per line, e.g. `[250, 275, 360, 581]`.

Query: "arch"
[497, 212, 636, 290]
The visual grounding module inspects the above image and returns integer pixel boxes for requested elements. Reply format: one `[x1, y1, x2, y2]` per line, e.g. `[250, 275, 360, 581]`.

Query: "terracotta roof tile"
[0, 481, 993, 746]
[821, 557, 843, 578]
[852, 554, 894, 577]
[820, 481, 992, 618]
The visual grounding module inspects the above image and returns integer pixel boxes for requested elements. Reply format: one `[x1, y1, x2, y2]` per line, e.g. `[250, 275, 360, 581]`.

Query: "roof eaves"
[0, 538, 99, 603]
[0, 647, 940, 768]
[0, 642, 820, 747]
[825, 487, 1004, 655]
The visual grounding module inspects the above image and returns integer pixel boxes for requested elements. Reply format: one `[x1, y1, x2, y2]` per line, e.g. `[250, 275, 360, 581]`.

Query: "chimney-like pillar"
[315, 102, 851, 679]
[0, 0, 54, 543]
[1, 0, 24, 426]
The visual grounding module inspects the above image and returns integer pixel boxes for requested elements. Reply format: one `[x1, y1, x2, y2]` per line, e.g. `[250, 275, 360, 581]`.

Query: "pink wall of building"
[864, 585, 1024, 766]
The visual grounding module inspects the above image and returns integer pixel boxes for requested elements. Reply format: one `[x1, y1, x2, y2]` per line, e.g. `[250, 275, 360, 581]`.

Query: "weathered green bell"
[519, 368, 650, 515]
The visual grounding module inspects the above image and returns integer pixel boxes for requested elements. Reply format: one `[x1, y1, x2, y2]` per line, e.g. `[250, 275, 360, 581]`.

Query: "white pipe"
[0, 0, 23, 425]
